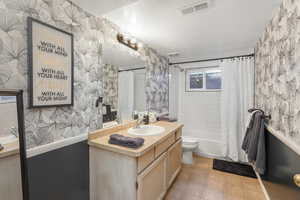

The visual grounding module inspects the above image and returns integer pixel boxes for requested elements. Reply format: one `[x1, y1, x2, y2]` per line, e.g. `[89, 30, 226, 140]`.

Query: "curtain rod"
[118, 67, 146, 72]
[169, 53, 255, 65]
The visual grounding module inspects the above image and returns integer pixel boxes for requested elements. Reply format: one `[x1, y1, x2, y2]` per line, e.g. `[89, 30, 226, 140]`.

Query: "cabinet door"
[137, 152, 167, 200]
[167, 140, 182, 187]
[0, 155, 23, 200]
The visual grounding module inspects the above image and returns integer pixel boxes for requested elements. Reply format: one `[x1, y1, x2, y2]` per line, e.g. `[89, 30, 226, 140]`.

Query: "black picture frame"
[27, 17, 74, 108]
[0, 89, 30, 200]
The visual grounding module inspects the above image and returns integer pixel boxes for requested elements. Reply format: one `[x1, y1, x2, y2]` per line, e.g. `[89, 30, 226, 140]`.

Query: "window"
[206, 70, 221, 89]
[186, 67, 222, 91]
[189, 72, 203, 89]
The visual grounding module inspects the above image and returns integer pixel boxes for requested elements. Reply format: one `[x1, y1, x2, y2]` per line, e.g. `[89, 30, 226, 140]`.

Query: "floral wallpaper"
[145, 51, 169, 114]
[0, 0, 169, 149]
[102, 64, 118, 109]
[0, 0, 103, 149]
[255, 0, 300, 145]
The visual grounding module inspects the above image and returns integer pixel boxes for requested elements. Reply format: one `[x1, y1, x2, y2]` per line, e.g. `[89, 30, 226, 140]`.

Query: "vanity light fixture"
[117, 33, 139, 51]
[137, 43, 143, 48]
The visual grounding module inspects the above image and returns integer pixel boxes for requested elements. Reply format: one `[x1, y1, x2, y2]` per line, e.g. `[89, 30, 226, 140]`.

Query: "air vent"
[180, 0, 210, 15]
[181, 7, 194, 15]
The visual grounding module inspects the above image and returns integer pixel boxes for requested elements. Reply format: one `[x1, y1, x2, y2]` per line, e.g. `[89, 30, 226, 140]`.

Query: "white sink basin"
[128, 125, 165, 136]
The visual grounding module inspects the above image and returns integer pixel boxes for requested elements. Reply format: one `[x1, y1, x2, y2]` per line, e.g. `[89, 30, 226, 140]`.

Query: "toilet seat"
[182, 137, 198, 149]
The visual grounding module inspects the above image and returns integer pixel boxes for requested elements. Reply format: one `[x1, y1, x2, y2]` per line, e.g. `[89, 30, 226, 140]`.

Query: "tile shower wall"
[0, 0, 169, 148]
[102, 64, 118, 109]
[255, 0, 300, 146]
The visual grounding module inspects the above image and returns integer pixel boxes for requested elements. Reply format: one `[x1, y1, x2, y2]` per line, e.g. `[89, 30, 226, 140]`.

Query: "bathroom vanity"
[89, 121, 183, 200]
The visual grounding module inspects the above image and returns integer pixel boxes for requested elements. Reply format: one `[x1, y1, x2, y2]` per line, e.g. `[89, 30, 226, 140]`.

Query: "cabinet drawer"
[155, 134, 175, 158]
[175, 128, 182, 140]
[138, 148, 155, 173]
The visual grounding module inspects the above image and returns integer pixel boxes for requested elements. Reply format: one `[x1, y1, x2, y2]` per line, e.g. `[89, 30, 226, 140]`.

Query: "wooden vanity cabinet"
[166, 140, 182, 187]
[89, 126, 183, 200]
[137, 139, 182, 200]
[137, 152, 167, 200]
[137, 148, 155, 173]
[0, 154, 23, 200]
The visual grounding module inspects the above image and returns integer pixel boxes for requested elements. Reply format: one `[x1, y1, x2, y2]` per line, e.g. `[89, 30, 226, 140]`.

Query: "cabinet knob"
[293, 174, 300, 187]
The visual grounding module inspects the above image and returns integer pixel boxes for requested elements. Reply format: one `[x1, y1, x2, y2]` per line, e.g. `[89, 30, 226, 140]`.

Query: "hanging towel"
[245, 110, 260, 130]
[109, 134, 144, 149]
[242, 112, 266, 175]
[242, 111, 260, 152]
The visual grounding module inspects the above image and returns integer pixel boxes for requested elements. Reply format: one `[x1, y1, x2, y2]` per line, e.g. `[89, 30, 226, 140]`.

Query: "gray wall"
[27, 141, 89, 200]
[262, 129, 300, 200]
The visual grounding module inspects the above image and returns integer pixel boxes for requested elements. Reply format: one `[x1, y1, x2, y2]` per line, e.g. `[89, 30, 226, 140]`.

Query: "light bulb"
[131, 38, 137, 44]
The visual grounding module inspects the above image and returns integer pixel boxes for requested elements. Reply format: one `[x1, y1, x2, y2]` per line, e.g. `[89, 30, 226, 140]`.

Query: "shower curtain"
[118, 71, 134, 121]
[220, 57, 254, 162]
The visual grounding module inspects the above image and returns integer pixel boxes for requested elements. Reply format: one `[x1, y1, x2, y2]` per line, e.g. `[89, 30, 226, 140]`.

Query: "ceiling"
[71, 0, 139, 15]
[72, 0, 282, 62]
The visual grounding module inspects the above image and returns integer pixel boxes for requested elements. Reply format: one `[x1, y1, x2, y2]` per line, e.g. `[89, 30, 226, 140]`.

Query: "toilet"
[182, 137, 198, 164]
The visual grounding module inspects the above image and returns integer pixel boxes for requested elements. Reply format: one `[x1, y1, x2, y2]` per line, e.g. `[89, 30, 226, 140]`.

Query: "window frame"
[187, 71, 204, 91]
[185, 66, 222, 92]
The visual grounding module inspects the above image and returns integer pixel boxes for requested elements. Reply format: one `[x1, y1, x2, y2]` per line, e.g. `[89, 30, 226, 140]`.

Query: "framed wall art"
[27, 17, 74, 108]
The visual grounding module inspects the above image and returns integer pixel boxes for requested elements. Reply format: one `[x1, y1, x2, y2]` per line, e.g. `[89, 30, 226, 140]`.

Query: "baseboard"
[194, 151, 224, 160]
[27, 134, 88, 158]
[168, 166, 181, 187]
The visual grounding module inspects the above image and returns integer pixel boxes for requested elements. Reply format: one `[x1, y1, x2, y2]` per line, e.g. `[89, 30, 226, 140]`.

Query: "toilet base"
[182, 150, 194, 164]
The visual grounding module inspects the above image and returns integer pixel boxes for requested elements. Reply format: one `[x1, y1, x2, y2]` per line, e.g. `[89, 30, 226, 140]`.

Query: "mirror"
[102, 40, 146, 124]
[0, 90, 28, 200]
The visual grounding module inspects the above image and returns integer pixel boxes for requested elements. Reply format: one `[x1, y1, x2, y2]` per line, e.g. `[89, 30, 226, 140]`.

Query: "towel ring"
[248, 108, 271, 120]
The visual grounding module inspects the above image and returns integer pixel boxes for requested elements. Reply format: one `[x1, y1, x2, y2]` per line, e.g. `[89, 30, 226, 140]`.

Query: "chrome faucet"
[135, 117, 144, 128]
[135, 113, 150, 129]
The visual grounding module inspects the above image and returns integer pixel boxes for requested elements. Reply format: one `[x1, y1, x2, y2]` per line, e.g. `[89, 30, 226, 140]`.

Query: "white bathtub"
[196, 139, 225, 158]
[182, 135, 225, 159]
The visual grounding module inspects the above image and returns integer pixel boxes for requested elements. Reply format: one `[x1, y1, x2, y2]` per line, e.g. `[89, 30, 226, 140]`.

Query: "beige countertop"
[0, 140, 20, 159]
[88, 121, 183, 157]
